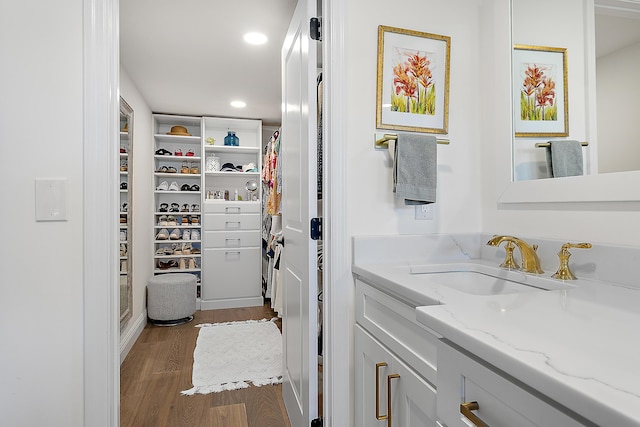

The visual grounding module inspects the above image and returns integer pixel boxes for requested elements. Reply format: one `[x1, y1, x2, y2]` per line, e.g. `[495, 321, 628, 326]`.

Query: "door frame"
[83, 0, 352, 425]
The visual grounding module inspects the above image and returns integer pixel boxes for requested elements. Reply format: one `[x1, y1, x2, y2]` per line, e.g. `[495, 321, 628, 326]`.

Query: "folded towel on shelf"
[545, 140, 583, 177]
[393, 133, 437, 205]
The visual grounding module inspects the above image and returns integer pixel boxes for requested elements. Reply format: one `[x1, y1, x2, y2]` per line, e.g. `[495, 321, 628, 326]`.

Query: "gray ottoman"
[147, 273, 197, 325]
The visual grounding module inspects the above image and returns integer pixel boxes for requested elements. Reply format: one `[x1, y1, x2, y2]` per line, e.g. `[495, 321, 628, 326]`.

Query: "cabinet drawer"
[355, 325, 437, 427]
[355, 279, 439, 387]
[437, 341, 587, 427]
[201, 247, 261, 300]
[203, 201, 260, 214]
[203, 230, 261, 248]
[204, 213, 260, 231]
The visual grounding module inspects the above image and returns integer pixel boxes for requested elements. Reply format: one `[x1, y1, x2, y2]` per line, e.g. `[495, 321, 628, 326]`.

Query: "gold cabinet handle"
[387, 374, 400, 427]
[460, 401, 489, 427]
[375, 362, 388, 420]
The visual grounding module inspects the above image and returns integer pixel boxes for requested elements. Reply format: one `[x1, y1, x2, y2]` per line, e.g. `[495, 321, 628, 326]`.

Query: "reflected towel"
[393, 134, 437, 205]
[545, 140, 583, 177]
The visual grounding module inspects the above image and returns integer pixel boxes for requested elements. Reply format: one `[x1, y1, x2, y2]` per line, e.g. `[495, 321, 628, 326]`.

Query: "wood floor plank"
[210, 403, 249, 427]
[121, 303, 290, 427]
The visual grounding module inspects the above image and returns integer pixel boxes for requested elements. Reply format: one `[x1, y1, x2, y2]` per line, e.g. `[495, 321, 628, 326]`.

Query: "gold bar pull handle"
[460, 401, 490, 427]
[387, 374, 400, 427]
[375, 362, 388, 420]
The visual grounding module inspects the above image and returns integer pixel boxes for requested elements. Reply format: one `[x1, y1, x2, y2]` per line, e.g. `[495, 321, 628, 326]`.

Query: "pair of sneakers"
[155, 228, 181, 240]
[181, 229, 200, 241]
[156, 181, 179, 191]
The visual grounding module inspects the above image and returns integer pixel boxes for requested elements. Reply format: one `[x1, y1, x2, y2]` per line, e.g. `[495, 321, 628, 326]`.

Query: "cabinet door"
[355, 325, 437, 427]
[201, 247, 260, 300]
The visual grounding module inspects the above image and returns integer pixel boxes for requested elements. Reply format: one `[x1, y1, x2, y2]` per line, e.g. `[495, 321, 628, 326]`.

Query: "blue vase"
[224, 131, 239, 146]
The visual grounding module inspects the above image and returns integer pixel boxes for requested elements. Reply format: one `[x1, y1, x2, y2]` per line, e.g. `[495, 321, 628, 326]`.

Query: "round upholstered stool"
[147, 273, 197, 326]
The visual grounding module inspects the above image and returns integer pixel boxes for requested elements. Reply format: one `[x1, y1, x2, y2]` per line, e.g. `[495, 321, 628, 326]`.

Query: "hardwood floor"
[120, 303, 290, 427]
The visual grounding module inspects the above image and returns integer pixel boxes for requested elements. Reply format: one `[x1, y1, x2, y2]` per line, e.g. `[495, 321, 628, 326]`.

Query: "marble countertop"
[353, 260, 640, 427]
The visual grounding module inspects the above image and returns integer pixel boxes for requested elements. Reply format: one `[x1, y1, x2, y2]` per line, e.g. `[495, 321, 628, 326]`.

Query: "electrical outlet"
[415, 204, 434, 220]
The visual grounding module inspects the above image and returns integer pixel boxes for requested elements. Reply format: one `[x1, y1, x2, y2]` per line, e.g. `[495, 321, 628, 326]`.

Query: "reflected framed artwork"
[513, 44, 568, 137]
[376, 25, 450, 134]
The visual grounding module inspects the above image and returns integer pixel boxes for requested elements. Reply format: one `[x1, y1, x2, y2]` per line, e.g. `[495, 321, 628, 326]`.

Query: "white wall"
[511, 0, 590, 181]
[596, 41, 640, 173]
[119, 67, 153, 360]
[0, 1, 84, 425]
[346, 0, 484, 238]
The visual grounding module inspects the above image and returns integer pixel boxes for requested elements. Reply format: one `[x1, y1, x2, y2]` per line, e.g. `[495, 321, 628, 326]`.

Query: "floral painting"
[513, 45, 568, 137]
[377, 26, 450, 134]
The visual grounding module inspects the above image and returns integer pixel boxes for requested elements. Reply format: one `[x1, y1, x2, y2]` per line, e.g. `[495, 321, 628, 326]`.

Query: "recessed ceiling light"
[231, 100, 247, 108]
[244, 32, 268, 45]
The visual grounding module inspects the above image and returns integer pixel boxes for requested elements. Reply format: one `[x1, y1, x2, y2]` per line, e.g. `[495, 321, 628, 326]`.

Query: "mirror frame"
[499, 0, 640, 205]
[120, 96, 133, 326]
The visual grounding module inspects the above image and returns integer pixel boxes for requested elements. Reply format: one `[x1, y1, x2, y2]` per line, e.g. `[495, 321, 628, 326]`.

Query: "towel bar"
[535, 141, 588, 148]
[375, 133, 449, 149]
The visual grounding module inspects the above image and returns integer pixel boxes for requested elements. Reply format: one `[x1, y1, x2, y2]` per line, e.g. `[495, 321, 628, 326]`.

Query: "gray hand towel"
[393, 134, 437, 205]
[545, 140, 583, 177]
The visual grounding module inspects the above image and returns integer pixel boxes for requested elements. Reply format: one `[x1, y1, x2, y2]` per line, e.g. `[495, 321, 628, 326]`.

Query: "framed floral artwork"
[513, 45, 568, 137]
[376, 25, 451, 134]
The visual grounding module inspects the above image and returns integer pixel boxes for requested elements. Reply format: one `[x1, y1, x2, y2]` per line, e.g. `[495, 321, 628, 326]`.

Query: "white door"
[281, 0, 319, 425]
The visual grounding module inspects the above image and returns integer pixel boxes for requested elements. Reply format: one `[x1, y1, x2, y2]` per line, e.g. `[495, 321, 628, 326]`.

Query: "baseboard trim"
[200, 296, 264, 311]
[120, 310, 147, 364]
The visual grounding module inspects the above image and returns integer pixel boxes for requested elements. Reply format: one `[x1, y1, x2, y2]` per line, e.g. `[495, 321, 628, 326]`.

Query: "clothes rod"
[375, 133, 450, 149]
[535, 141, 589, 148]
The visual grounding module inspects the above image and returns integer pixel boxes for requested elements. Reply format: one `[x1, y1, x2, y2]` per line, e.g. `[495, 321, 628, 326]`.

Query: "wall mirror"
[119, 97, 133, 326]
[499, 0, 640, 204]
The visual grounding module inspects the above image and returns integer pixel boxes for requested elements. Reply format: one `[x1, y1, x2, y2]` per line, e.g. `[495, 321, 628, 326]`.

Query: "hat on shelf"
[242, 162, 257, 172]
[167, 125, 191, 136]
[221, 162, 237, 171]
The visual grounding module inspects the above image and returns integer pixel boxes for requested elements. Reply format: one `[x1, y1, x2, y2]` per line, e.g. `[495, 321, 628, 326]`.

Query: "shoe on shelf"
[191, 204, 200, 212]
[185, 149, 195, 157]
[156, 181, 169, 191]
[120, 160, 128, 172]
[158, 215, 168, 226]
[181, 161, 189, 174]
[181, 203, 190, 212]
[120, 230, 127, 241]
[166, 215, 177, 226]
[170, 203, 180, 212]
[167, 166, 177, 173]
[155, 246, 169, 255]
[179, 258, 186, 270]
[159, 202, 168, 212]
[190, 216, 200, 225]
[120, 182, 127, 190]
[155, 148, 171, 156]
[158, 259, 178, 270]
[181, 215, 190, 225]
[156, 228, 169, 240]
[172, 242, 183, 255]
[168, 181, 179, 191]
[190, 229, 200, 241]
[190, 184, 200, 192]
[155, 165, 169, 173]
[180, 183, 191, 191]
[120, 145, 127, 154]
[120, 243, 127, 256]
[182, 229, 191, 240]
[188, 258, 196, 269]
[191, 246, 201, 255]
[174, 149, 183, 156]
[190, 161, 199, 174]
[169, 229, 181, 240]
[121, 202, 128, 212]
[182, 243, 192, 255]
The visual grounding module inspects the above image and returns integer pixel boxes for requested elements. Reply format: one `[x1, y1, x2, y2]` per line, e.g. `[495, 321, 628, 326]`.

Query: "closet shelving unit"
[152, 115, 203, 286]
[201, 117, 263, 309]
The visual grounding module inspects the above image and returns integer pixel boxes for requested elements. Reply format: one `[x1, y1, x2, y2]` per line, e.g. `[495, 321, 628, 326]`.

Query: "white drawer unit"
[437, 341, 588, 427]
[202, 247, 261, 301]
[203, 230, 261, 248]
[203, 201, 260, 214]
[203, 213, 261, 231]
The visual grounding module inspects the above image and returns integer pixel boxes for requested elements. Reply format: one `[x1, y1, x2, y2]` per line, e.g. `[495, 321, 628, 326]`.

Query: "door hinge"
[311, 417, 323, 427]
[310, 217, 322, 240]
[310, 17, 322, 41]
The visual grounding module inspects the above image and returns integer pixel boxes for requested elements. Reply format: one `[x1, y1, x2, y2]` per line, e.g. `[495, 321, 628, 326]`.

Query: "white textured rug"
[181, 318, 282, 395]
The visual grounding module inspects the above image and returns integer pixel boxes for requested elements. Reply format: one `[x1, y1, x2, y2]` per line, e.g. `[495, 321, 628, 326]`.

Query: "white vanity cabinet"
[437, 341, 588, 427]
[355, 278, 439, 427]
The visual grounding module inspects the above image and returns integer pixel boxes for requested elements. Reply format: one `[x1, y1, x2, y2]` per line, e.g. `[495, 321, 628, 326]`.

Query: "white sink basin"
[408, 263, 573, 296]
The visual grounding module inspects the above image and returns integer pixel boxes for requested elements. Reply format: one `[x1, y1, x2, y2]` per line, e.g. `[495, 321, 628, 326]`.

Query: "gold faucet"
[486, 235, 544, 274]
[552, 242, 592, 280]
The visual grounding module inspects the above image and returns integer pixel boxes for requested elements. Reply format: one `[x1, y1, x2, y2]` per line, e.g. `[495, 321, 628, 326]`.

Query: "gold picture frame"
[376, 25, 451, 134]
[513, 44, 569, 137]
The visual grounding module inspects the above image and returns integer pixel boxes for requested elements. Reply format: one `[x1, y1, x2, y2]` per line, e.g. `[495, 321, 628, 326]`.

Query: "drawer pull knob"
[386, 373, 400, 427]
[225, 221, 241, 228]
[225, 207, 241, 213]
[375, 362, 388, 420]
[460, 401, 489, 427]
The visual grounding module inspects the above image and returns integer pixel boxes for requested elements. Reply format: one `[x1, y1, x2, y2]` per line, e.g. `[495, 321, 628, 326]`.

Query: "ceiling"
[595, 0, 640, 57]
[120, 0, 297, 126]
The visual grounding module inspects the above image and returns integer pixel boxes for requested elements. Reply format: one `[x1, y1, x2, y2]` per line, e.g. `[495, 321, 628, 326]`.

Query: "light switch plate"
[35, 178, 68, 221]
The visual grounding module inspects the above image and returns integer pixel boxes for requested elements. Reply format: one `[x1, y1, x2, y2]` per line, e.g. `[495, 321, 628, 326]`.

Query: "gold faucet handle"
[552, 242, 592, 280]
[499, 241, 520, 269]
